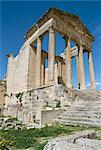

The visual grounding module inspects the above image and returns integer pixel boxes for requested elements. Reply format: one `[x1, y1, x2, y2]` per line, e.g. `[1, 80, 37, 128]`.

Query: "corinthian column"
[41, 56, 45, 86]
[35, 36, 42, 87]
[48, 27, 55, 83]
[79, 44, 86, 90]
[88, 50, 96, 89]
[65, 37, 72, 88]
[58, 61, 62, 77]
[76, 54, 80, 89]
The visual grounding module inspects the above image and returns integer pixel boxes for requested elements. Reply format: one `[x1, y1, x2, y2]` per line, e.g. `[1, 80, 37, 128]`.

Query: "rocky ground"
[0, 117, 25, 130]
[44, 130, 101, 150]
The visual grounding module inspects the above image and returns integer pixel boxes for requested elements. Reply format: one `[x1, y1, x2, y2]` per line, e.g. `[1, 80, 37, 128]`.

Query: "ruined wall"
[27, 46, 36, 90]
[0, 80, 6, 109]
[6, 45, 36, 96]
[41, 110, 62, 125]
[4, 85, 75, 126]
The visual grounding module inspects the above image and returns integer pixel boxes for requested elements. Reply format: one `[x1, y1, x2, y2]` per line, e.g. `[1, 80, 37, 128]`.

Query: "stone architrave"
[48, 27, 55, 83]
[88, 51, 96, 89]
[79, 44, 86, 90]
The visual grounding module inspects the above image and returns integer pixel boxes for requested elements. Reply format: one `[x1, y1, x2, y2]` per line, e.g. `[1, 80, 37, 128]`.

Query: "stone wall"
[41, 110, 62, 125]
[6, 46, 30, 95]
[27, 46, 36, 90]
[0, 80, 6, 110]
[3, 85, 75, 126]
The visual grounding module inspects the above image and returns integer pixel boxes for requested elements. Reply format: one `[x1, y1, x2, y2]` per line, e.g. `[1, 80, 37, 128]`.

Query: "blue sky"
[0, 1, 101, 90]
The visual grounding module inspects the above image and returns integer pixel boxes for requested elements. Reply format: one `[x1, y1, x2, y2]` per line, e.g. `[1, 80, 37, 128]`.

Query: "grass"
[0, 124, 101, 150]
[96, 136, 101, 140]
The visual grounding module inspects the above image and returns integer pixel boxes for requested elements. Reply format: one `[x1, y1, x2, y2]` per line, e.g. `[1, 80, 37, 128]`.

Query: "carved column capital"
[49, 26, 55, 33]
[63, 35, 71, 41]
[37, 36, 43, 43]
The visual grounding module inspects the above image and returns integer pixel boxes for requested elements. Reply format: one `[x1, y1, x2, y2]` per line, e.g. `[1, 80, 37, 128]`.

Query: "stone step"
[57, 116, 101, 123]
[58, 113, 101, 119]
[62, 110, 101, 114]
[55, 119, 101, 127]
[69, 108, 101, 112]
[67, 105, 101, 109]
[69, 102, 101, 106]
[62, 110, 101, 115]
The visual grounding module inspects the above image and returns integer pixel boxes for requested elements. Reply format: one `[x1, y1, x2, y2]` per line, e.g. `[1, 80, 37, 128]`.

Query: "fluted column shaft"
[79, 44, 86, 90]
[35, 37, 42, 86]
[88, 51, 96, 89]
[65, 37, 72, 88]
[41, 56, 45, 86]
[76, 55, 80, 89]
[48, 27, 55, 83]
[58, 61, 62, 77]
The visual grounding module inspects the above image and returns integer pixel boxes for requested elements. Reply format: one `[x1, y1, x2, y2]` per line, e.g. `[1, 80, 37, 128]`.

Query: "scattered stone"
[43, 130, 101, 150]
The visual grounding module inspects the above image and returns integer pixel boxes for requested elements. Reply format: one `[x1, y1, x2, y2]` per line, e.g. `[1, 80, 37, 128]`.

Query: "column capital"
[63, 35, 71, 41]
[37, 36, 43, 42]
[49, 26, 55, 33]
[79, 43, 85, 48]
[89, 47, 92, 52]
[79, 44, 85, 55]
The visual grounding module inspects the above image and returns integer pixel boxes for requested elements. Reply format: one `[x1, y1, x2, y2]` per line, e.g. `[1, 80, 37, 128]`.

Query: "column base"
[90, 85, 96, 90]
[80, 86, 86, 90]
[66, 83, 73, 89]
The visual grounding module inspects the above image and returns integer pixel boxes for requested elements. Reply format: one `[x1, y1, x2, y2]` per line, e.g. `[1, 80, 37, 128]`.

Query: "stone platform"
[3, 84, 101, 127]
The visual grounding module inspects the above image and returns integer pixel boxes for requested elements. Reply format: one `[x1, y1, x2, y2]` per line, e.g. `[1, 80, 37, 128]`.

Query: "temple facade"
[6, 8, 95, 96]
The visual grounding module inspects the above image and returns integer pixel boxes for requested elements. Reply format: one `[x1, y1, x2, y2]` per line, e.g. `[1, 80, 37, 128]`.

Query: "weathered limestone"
[65, 37, 72, 88]
[41, 56, 45, 86]
[35, 37, 42, 87]
[76, 55, 80, 89]
[48, 27, 55, 83]
[88, 51, 96, 89]
[44, 130, 101, 150]
[26, 18, 55, 45]
[57, 61, 62, 77]
[27, 46, 36, 90]
[0, 80, 6, 111]
[55, 89, 101, 127]
[78, 44, 86, 90]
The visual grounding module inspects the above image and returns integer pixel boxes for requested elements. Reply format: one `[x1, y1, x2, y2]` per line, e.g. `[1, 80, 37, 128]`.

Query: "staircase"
[55, 90, 101, 127]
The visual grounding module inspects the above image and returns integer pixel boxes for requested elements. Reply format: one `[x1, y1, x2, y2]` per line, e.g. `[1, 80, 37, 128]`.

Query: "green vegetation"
[96, 136, 101, 140]
[15, 92, 23, 103]
[0, 124, 101, 150]
[56, 100, 61, 108]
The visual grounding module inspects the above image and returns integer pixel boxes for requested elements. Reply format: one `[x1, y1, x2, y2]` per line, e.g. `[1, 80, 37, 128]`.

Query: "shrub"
[56, 100, 61, 108]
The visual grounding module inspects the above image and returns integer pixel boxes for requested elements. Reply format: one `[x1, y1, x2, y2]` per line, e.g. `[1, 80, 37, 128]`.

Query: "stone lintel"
[27, 18, 55, 45]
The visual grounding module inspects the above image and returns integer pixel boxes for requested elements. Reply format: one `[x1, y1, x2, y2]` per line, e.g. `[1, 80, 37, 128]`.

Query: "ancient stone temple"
[6, 7, 95, 93]
[3, 8, 100, 127]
